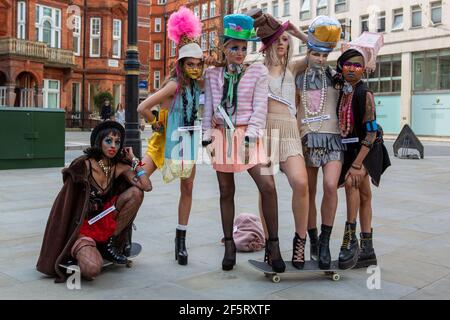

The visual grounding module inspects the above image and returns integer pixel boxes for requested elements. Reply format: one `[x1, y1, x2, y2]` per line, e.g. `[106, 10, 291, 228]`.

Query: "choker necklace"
[98, 159, 111, 178]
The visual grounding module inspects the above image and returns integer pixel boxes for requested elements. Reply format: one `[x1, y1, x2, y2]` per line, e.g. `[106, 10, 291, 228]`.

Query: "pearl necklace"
[302, 67, 328, 132]
[98, 159, 111, 178]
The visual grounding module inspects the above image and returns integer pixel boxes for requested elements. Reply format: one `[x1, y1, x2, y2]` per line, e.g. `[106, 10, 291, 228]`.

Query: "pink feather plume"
[167, 7, 202, 45]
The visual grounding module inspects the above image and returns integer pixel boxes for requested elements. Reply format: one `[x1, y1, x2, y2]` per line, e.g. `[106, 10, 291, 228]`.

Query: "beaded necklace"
[302, 66, 328, 132]
[97, 159, 111, 178]
[338, 82, 355, 137]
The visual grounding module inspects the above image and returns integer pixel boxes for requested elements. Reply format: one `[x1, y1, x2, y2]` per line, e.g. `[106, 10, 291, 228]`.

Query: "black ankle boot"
[175, 229, 188, 265]
[308, 228, 319, 261]
[100, 236, 128, 264]
[222, 238, 236, 271]
[267, 238, 286, 273]
[355, 229, 377, 269]
[292, 233, 306, 269]
[318, 224, 332, 270]
[338, 221, 359, 269]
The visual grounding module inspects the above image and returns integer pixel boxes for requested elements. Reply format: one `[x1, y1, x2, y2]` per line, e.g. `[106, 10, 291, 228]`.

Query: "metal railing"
[0, 38, 75, 66]
[65, 111, 101, 129]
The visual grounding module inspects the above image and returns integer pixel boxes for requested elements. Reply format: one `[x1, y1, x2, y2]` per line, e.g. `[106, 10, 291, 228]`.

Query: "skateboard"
[248, 259, 344, 283]
[60, 242, 142, 272]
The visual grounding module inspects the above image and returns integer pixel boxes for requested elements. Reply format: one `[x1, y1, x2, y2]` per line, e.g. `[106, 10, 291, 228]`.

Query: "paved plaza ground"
[0, 130, 449, 299]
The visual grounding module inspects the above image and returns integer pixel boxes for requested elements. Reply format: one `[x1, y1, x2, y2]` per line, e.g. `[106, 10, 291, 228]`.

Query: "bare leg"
[344, 177, 360, 224]
[306, 167, 319, 229]
[358, 175, 373, 233]
[178, 165, 196, 225]
[142, 154, 158, 177]
[320, 160, 342, 227]
[280, 155, 309, 238]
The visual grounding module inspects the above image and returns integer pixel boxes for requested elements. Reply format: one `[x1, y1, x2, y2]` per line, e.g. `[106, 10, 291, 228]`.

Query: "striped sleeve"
[202, 69, 214, 141]
[245, 64, 268, 138]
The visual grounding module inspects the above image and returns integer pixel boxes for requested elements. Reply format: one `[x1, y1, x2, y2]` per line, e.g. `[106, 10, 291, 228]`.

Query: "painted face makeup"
[225, 40, 247, 65]
[183, 59, 204, 80]
[342, 57, 365, 83]
[102, 133, 121, 158]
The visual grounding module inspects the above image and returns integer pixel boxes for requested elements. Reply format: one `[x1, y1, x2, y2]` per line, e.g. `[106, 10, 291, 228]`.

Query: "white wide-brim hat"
[177, 43, 203, 61]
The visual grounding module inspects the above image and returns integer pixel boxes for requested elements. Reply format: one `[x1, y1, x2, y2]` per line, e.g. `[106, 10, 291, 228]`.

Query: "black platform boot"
[100, 236, 128, 264]
[338, 221, 359, 269]
[266, 238, 286, 273]
[308, 228, 319, 261]
[222, 237, 236, 271]
[175, 229, 188, 265]
[318, 224, 332, 270]
[355, 229, 377, 269]
[292, 233, 306, 269]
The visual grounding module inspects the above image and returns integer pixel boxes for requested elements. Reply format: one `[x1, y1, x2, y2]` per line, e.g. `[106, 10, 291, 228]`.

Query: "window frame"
[201, 3, 208, 20]
[283, 0, 290, 16]
[90, 17, 101, 57]
[112, 19, 122, 59]
[272, 1, 279, 18]
[411, 5, 422, 28]
[316, 0, 328, 16]
[210, 1, 216, 17]
[17, 1, 26, 40]
[153, 70, 161, 90]
[43, 79, 60, 109]
[73, 15, 81, 56]
[155, 18, 162, 33]
[35, 5, 62, 48]
[335, 0, 348, 14]
[154, 42, 161, 60]
[392, 8, 404, 31]
[431, 1, 442, 25]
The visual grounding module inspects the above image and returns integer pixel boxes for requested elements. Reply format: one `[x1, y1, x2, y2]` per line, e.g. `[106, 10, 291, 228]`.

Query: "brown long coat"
[36, 156, 131, 283]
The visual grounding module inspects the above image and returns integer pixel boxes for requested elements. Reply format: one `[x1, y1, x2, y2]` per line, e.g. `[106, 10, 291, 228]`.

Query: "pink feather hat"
[167, 7, 203, 61]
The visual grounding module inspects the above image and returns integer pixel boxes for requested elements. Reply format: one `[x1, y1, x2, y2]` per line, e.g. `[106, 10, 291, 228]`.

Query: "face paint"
[184, 66, 203, 80]
[102, 133, 121, 158]
[342, 62, 365, 83]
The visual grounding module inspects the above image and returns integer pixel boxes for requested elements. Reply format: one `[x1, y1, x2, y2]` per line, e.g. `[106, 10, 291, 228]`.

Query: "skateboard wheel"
[271, 275, 281, 283]
[332, 273, 340, 281]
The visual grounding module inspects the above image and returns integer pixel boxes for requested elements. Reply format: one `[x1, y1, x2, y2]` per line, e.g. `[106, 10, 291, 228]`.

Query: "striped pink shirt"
[202, 62, 269, 140]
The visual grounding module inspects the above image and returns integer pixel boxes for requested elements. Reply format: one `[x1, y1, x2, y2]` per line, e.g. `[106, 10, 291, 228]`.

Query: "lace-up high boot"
[100, 236, 128, 264]
[292, 233, 306, 269]
[338, 221, 359, 269]
[355, 229, 377, 269]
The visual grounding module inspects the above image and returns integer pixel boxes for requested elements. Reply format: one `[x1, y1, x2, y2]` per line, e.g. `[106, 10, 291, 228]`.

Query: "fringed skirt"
[265, 112, 303, 163]
[302, 133, 346, 168]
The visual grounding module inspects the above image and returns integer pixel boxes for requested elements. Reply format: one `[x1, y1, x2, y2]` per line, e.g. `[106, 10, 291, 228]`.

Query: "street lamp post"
[124, 0, 142, 158]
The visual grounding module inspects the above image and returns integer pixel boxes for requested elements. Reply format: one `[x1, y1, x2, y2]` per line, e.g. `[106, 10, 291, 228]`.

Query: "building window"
[368, 55, 402, 93]
[414, 50, 450, 91]
[90, 17, 101, 57]
[43, 79, 60, 109]
[272, 1, 279, 17]
[411, 5, 422, 28]
[201, 3, 208, 20]
[210, 1, 216, 17]
[339, 19, 351, 41]
[112, 19, 122, 58]
[431, 1, 442, 24]
[261, 3, 268, 13]
[360, 15, 369, 34]
[209, 31, 216, 49]
[300, 0, 310, 20]
[72, 83, 81, 112]
[170, 40, 176, 57]
[201, 32, 207, 51]
[392, 8, 403, 31]
[377, 11, 386, 32]
[154, 71, 161, 90]
[154, 43, 161, 60]
[17, 1, 26, 39]
[73, 15, 81, 56]
[194, 5, 200, 18]
[316, 0, 328, 16]
[155, 18, 161, 32]
[335, 0, 347, 13]
[283, 0, 290, 16]
[157, 0, 166, 4]
[35, 5, 61, 48]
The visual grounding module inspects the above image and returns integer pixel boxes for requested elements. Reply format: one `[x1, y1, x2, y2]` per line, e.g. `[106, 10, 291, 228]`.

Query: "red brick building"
[0, 0, 151, 127]
[148, 0, 232, 93]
